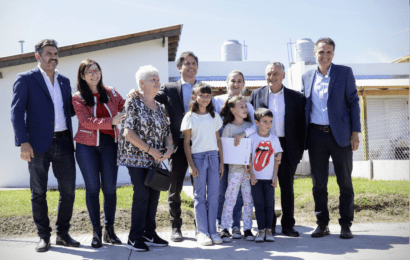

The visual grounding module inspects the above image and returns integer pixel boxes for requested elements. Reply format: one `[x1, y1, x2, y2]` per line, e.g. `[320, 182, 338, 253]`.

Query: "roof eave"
[0, 24, 182, 68]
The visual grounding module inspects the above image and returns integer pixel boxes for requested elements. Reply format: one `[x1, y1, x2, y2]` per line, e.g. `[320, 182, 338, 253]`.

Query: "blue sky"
[1, 0, 408, 68]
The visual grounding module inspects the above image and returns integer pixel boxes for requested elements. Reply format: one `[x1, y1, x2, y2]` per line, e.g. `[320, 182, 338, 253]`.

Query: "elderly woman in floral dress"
[117, 65, 173, 252]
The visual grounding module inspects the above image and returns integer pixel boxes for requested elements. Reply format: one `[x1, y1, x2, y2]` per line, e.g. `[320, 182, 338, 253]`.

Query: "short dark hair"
[35, 39, 58, 55]
[314, 37, 335, 51]
[254, 108, 273, 122]
[176, 51, 198, 67]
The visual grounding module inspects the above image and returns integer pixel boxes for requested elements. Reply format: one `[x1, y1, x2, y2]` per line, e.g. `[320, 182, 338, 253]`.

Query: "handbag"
[144, 161, 171, 191]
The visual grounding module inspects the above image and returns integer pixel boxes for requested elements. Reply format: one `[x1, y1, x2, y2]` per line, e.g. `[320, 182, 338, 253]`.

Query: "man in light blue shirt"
[301, 38, 361, 240]
[310, 65, 331, 125]
[155, 52, 198, 242]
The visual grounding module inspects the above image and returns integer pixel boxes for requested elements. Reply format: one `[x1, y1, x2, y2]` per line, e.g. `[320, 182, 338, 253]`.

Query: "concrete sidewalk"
[0, 223, 409, 260]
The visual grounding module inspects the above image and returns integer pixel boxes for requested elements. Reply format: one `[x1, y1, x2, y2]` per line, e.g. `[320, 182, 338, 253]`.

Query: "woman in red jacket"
[72, 59, 126, 248]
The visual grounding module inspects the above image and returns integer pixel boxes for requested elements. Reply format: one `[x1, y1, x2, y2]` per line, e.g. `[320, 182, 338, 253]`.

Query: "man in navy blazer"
[155, 51, 199, 242]
[11, 39, 79, 252]
[301, 38, 360, 239]
[243, 62, 305, 237]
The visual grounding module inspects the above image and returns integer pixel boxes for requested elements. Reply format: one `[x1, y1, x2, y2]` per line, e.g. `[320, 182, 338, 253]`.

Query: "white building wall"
[288, 62, 409, 91]
[0, 38, 169, 188]
[169, 61, 270, 78]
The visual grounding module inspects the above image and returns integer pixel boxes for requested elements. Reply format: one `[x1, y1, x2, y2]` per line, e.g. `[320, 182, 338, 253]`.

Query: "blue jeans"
[76, 133, 118, 229]
[192, 150, 220, 235]
[128, 167, 160, 240]
[217, 164, 243, 229]
[251, 180, 275, 230]
[28, 135, 76, 239]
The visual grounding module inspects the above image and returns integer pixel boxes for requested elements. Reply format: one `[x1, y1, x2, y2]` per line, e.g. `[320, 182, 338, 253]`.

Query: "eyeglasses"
[85, 69, 101, 76]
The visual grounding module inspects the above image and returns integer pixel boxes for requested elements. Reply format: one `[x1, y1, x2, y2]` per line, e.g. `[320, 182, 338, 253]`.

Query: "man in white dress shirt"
[244, 62, 306, 237]
[11, 39, 79, 252]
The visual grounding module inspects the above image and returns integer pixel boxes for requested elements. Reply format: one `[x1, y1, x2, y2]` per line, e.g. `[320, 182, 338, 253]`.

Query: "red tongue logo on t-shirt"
[254, 140, 274, 171]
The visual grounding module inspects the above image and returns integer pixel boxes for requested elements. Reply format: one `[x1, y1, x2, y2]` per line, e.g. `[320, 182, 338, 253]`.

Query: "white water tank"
[221, 40, 242, 61]
[294, 38, 316, 65]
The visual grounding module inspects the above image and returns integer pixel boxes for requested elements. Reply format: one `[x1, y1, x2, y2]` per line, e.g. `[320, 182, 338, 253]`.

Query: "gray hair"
[35, 39, 58, 55]
[225, 70, 246, 94]
[135, 65, 160, 90]
[265, 62, 285, 75]
[314, 37, 336, 51]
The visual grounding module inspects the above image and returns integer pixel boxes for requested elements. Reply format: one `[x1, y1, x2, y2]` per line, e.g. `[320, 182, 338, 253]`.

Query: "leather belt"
[310, 123, 331, 133]
[53, 130, 70, 138]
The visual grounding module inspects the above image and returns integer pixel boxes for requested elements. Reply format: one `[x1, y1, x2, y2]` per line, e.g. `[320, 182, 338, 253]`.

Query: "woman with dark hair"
[72, 59, 126, 248]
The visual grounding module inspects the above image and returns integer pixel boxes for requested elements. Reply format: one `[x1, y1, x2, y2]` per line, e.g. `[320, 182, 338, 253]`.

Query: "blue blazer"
[11, 67, 75, 153]
[249, 85, 306, 166]
[301, 63, 361, 148]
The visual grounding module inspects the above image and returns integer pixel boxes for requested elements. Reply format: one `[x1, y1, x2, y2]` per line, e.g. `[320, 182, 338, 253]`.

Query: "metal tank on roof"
[294, 38, 316, 65]
[221, 40, 243, 61]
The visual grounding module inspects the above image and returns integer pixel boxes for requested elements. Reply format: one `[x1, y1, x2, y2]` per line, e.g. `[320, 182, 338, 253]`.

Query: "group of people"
[10, 37, 360, 253]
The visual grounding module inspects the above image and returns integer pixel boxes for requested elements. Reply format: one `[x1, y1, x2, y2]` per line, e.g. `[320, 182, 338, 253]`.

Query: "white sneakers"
[265, 229, 275, 242]
[231, 226, 242, 239]
[255, 229, 265, 242]
[197, 232, 212, 246]
[197, 232, 223, 246]
[210, 233, 223, 244]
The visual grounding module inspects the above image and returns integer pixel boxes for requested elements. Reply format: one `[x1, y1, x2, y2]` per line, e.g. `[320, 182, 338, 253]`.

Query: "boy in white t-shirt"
[248, 108, 283, 243]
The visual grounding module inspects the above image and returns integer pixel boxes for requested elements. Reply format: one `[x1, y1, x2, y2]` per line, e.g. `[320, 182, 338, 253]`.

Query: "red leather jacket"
[72, 86, 125, 146]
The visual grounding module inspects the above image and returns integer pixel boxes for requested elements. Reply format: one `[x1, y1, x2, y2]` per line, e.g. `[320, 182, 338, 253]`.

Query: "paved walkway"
[1, 181, 408, 259]
[0, 223, 408, 260]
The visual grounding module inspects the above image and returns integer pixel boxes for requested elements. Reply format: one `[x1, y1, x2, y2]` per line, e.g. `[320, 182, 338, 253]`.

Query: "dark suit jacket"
[249, 85, 306, 166]
[155, 80, 186, 148]
[11, 67, 75, 153]
[301, 63, 361, 148]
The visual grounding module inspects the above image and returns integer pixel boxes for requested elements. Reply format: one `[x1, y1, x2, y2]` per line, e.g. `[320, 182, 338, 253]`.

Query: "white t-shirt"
[249, 132, 283, 180]
[180, 111, 223, 154]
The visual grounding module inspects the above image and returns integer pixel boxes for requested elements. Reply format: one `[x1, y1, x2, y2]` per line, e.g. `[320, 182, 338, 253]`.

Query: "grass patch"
[0, 177, 408, 237]
[0, 187, 194, 238]
[275, 176, 409, 226]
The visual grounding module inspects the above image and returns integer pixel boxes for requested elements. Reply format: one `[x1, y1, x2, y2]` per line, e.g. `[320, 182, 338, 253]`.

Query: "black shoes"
[219, 228, 232, 243]
[35, 237, 51, 252]
[143, 233, 169, 247]
[170, 228, 183, 242]
[282, 227, 300, 237]
[92, 228, 102, 248]
[340, 225, 354, 239]
[103, 226, 122, 244]
[127, 239, 149, 252]
[56, 233, 80, 247]
[311, 225, 330, 237]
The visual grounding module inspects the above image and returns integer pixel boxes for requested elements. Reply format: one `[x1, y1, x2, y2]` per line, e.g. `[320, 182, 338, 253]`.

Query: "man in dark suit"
[155, 51, 198, 242]
[11, 39, 79, 252]
[301, 37, 360, 239]
[239, 61, 305, 237]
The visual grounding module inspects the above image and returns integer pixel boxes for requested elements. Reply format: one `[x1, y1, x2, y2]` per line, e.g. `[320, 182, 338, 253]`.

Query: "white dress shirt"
[38, 65, 67, 132]
[268, 87, 285, 137]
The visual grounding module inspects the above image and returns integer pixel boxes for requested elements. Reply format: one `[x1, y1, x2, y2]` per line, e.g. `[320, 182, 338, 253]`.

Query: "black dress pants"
[308, 126, 354, 227]
[272, 137, 297, 231]
[168, 138, 189, 229]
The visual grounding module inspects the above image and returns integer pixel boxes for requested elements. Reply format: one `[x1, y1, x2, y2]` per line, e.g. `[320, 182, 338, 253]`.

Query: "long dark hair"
[221, 95, 251, 126]
[189, 83, 215, 118]
[76, 59, 109, 106]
